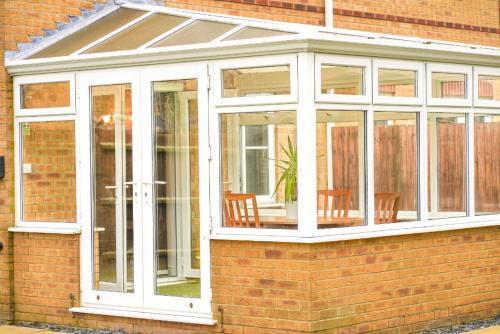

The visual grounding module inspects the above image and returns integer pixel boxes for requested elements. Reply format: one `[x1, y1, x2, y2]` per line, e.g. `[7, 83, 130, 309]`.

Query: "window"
[474, 114, 500, 215]
[373, 59, 424, 105]
[474, 67, 500, 107]
[220, 111, 297, 229]
[427, 63, 472, 106]
[214, 55, 297, 106]
[20, 120, 76, 223]
[316, 54, 371, 103]
[316, 110, 366, 228]
[374, 112, 418, 223]
[427, 113, 467, 219]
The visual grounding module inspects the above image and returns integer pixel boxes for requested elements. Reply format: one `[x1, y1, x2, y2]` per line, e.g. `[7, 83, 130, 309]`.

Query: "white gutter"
[325, 0, 333, 28]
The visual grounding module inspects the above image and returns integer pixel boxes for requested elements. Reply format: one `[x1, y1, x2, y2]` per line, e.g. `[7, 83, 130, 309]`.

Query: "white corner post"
[297, 52, 317, 236]
[325, 0, 333, 28]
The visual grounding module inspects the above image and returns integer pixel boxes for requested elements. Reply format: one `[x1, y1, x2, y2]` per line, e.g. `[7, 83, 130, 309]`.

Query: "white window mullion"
[366, 107, 375, 226]
[467, 108, 475, 217]
[419, 107, 428, 222]
[297, 52, 316, 236]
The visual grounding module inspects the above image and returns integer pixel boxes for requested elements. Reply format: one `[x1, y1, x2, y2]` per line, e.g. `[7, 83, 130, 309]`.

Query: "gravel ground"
[18, 316, 500, 334]
[423, 315, 500, 334]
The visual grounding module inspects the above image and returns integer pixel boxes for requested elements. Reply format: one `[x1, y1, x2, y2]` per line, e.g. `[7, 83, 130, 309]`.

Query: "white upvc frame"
[14, 72, 75, 117]
[427, 63, 473, 107]
[315, 54, 372, 104]
[140, 63, 212, 318]
[213, 54, 298, 106]
[373, 59, 425, 105]
[79, 68, 144, 309]
[14, 114, 80, 232]
[473, 66, 500, 108]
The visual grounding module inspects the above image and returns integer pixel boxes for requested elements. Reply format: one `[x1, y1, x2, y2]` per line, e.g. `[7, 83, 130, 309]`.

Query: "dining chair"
[374, 192, 401, 224]
[223, 191, 261, 228]
[317, 189, 352, 219]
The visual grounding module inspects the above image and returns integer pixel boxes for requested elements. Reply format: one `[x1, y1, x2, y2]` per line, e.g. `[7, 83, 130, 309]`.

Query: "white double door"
[79, 64, 211, 315]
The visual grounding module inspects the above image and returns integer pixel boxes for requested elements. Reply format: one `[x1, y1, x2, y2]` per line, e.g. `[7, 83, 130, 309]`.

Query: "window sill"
[69, 307, 216, 325]
[8, 226, 81, 234]
[210, 219, 500, 243]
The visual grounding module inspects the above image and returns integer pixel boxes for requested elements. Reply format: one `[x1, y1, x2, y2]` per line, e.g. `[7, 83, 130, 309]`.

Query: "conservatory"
[6, 2, 500, 325]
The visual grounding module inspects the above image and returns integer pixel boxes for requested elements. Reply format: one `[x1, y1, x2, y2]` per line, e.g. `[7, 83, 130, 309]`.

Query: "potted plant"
[273, 136, 298, 219]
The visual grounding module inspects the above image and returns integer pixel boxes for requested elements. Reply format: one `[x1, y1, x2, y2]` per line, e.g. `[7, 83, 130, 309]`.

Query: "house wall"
[0, 0, 499, 332]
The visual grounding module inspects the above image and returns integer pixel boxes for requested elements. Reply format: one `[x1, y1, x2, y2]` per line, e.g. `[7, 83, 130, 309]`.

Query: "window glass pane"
[475, 114, 500, 215]
[21, 121, 76, 222]
[28, 8, 146, 59]
[432, 72, 466, 99]
[478, 75, 500, 101]
[92, 84, 134, 293]
[83, 14, 188, 54]
[221, 111, 297, 229]
[151, 20, 236, 48]
[374, 112, 418, 223]
[152, 79, 201, 298]
[222, 65, 290, 98]
[378, 69, 417, 97]
[21, 82, 70, 109]
[321, 65, 364, 95]
[316, 110, 365, 228]
[428, 113, 467, 219]
[224, 27, 293, 41]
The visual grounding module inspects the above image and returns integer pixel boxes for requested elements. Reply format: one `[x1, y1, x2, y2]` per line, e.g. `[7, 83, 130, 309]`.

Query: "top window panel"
[315, 54, 372, 104]
[427, 63, 472, 106]
[150, 20, 236, 48]
[223, 27, 293, 41]
[83, 13, 188, 54]
[28, 8, 146, 59]
[474, 66, 500, 108]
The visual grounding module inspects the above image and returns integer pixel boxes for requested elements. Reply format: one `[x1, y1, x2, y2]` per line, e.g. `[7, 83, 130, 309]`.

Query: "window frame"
[315, 54, 372, 104]
[213, 54, 298, 107]
[427, 63, 472, 107]
[373, 59, 424, 105]
[14, 72, 75, 117]
[474, 66, 500, 108]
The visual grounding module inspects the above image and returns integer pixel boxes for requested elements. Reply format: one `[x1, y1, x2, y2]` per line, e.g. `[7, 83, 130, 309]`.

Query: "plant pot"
[285, 201, 298, 219]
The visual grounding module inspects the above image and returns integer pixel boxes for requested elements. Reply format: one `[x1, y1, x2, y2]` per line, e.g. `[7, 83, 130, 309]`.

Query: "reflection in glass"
[321, 65, 364, 95]
[427, 113, 467, 219]
[21, 121, 76, 222]
[374, 112, 418, 223]
[475, 114, 500, 215]
[478, 75, 500, 101]
[378, 69, 416, 97]
[21, 82, 70, 109]
[153, 79, 200, 298]
[432, 72, 466, 99]
[222, 65, 291, 98]
[221, 111, 297, 229]
[316, 111, 365, 228]
[92, 84, 134, 293]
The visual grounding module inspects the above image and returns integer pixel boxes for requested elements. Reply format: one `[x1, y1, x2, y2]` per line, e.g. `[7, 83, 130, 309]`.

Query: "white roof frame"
[5, 3, 500, 75]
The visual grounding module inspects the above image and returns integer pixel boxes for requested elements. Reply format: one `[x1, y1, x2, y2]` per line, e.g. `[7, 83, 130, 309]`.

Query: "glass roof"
[23, 5, 297, 60]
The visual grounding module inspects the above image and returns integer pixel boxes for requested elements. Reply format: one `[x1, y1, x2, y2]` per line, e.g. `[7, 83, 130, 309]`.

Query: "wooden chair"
[375, 192, 401, 224]
[317, 189, 352, 219]
[223, 191, 260, 228]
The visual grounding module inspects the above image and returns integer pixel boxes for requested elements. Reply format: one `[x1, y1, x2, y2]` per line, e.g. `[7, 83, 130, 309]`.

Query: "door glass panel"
[152, 79, 200, 298]
[92, 84, 134, 293]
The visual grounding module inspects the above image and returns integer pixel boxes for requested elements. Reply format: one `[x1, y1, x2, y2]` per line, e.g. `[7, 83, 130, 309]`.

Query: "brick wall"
[11, 227, 500, 333]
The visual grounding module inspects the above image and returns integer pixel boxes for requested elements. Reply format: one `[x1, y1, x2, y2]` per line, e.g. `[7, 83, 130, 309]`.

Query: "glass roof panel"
[28, 8, 145, 59]
[83, 13, 188, 54]
[150, 20, 236, 48]
[224, 27, 293, 41]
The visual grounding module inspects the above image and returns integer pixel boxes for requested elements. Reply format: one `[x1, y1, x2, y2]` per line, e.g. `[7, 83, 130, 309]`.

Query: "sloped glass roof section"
[150, 20, 236, 48]
[83, 13, 189, 54]
[20, 5, 299, 61]
[224, 27, 292, 41]
[28, 8, 145, 59]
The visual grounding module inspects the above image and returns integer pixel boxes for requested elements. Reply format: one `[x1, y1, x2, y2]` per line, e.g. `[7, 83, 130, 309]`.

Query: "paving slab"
[0, 326, 46, 334]
[465, 326, 500, 334]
